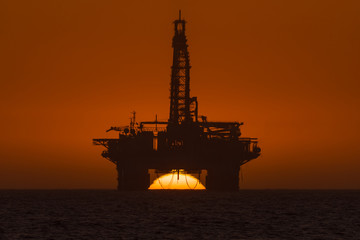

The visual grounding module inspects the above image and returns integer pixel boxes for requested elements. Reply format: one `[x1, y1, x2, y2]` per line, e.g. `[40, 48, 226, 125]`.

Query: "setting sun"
[149, 170, 205, 190]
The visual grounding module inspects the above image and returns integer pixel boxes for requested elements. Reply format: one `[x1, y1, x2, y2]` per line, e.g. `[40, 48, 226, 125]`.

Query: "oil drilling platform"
[93, 12, 261, 191]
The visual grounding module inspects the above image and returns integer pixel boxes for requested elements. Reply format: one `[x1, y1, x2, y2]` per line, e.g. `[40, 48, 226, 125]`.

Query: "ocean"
[0, 190, 359, 239]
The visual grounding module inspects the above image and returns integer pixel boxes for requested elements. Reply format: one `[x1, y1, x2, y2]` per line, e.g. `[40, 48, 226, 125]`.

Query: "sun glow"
[149, 170, 206, 190]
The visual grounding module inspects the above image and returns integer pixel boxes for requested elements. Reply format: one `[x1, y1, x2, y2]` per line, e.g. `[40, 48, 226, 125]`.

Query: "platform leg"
[206, 165, 240, 191]
[116, 163, 149, 191]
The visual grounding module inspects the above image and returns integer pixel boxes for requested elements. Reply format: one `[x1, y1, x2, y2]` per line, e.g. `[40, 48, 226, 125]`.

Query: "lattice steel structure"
[169, 12, 195, 125]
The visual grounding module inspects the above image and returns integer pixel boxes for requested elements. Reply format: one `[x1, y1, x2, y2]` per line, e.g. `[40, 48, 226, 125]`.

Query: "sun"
[149, 170, 205, 190]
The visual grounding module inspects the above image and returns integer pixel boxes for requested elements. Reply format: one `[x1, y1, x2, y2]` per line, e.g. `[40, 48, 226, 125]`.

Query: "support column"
[206, 165, 240, 191]
[116, 163, 124, 191]
[148, 169, 157, 186]
[116, 161, 149, 191]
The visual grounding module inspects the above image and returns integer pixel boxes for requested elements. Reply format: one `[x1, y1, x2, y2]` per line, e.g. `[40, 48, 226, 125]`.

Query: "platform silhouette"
[93, 11, 261, 191]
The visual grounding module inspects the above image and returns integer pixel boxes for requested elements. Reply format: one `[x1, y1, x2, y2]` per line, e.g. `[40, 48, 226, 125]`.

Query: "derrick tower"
[169, 11, 194, 125]
[93, 12, 261, 191]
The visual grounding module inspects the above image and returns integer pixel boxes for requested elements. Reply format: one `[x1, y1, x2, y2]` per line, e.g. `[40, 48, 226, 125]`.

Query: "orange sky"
[1, 0, 359, 189]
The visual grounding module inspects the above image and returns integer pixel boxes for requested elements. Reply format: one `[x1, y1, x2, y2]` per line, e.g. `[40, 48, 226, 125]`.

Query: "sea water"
[0, 190, 359, 239]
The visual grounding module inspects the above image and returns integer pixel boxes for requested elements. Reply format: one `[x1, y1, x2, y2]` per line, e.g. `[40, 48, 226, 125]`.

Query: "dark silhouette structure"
[93, 12, 261, 191]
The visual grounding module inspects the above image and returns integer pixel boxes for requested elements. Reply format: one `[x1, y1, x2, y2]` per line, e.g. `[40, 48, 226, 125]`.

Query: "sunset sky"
[1, 0, 359, 189]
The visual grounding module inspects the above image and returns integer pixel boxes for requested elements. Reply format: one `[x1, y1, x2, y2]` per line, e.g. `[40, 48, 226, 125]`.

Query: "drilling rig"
[93, 12, 261, 191]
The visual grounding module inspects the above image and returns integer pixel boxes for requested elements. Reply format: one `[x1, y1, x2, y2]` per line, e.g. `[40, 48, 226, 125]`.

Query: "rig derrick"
[93, 11, 261, 191]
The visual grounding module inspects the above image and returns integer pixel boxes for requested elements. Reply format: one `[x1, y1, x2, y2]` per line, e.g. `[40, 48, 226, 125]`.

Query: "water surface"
[0, 190, 359, 239]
